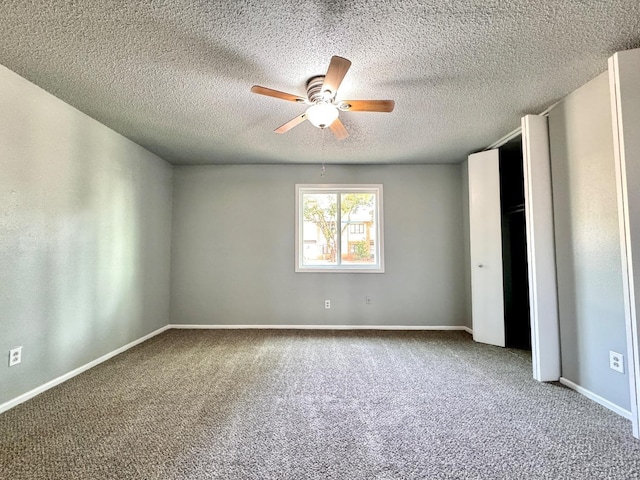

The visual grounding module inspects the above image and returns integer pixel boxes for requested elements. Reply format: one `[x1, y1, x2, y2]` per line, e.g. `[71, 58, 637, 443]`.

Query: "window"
[349, 223, 365, 234]
[295, 184, 384, 273]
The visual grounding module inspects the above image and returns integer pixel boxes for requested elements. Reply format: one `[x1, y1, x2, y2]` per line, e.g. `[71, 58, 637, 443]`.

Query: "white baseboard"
[0, 324, 471, 415]
[560, 377, 632, 420]
[0, 325, 170, 415]
[169, 324, 473, 332]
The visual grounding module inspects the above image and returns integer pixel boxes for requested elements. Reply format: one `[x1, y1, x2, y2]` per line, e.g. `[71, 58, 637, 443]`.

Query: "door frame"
[609, 50, 640, 439]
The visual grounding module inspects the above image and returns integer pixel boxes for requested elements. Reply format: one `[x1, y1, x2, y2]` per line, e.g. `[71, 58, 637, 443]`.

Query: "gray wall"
[0, 65, 173, 405]
[171, 164, 467, 327]
[549, 72, 630, 410]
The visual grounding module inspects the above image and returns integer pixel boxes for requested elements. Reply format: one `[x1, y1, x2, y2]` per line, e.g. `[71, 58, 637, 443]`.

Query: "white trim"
[484, 100, 561, 151]
[0, 324, 472, 414]
[0, 325, 170, 415]
[294, 184, 385, 274]
[168, 324, 472, 332]
[609, 50, 640, 439]
[485, 127, 523, 151]
[560, 377, 632, 420]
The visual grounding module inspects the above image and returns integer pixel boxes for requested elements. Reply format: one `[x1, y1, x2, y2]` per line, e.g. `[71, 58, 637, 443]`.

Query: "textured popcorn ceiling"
[1, 1, 639, 165]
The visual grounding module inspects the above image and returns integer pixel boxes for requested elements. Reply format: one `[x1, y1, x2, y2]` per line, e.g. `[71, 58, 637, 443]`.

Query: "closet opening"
[499, 136, 531, 350]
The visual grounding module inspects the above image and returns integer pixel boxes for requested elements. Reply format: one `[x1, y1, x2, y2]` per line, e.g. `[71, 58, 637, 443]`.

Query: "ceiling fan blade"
[275, 113, 307, 134]
[251, 85, 306, 103]
[329, 118, 349, 140]
[321, 56, 352, 97]
[339, 100, 395, 112]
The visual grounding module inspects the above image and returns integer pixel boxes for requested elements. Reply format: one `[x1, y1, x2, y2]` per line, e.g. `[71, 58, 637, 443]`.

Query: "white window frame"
[295, 184, 384, 273]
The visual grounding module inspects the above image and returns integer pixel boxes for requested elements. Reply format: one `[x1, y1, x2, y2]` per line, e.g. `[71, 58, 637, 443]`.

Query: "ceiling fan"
[251, 56, 395, 140]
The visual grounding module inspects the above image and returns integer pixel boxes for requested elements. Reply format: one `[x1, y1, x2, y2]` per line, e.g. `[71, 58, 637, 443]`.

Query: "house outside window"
[295, 184, 384, 273]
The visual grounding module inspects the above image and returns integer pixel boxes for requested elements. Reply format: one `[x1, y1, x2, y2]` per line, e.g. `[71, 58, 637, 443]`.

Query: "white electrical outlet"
[9, 346, 22, 367]
[366, 296, 372, 304]
[325, 300, 331, 309]
[610, 351, 624, 373]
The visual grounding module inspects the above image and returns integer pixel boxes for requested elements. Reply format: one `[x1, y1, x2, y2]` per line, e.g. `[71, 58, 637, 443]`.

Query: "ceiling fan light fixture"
[306, 102, 339, 129]
[251, 55, 394, 139]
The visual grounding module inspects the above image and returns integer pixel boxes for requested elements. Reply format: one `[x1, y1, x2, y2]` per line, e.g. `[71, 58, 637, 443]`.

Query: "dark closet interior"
[499, 137, 531, 350]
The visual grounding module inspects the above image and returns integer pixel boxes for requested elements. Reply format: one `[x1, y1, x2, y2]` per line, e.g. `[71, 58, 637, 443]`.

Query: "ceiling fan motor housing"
[306, 76, 330, 103]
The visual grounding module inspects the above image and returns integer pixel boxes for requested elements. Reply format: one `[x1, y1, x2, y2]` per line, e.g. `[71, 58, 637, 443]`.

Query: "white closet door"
[468, 149, 505, 347]
[522, 114, 561, 382]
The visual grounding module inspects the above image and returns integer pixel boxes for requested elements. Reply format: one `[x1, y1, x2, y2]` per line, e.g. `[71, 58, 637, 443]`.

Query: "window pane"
[340, 192, 376, 265]
[301, 193, 338, 266]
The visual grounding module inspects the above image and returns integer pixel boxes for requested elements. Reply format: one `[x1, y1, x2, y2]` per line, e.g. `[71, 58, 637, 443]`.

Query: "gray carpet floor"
[1, 329, 640, 479]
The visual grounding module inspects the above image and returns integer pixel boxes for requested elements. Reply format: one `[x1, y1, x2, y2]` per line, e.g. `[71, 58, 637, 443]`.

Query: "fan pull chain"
[320, 128, 327, 177]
